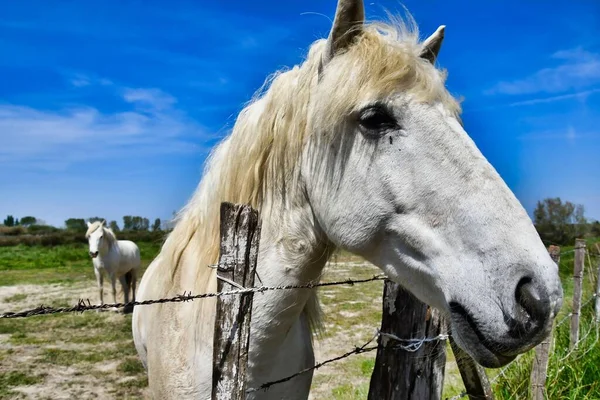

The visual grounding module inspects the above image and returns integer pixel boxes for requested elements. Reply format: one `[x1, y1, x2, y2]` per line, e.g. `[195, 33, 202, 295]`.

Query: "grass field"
[0, 243, 161, 399]
[0, 240, 598, 399]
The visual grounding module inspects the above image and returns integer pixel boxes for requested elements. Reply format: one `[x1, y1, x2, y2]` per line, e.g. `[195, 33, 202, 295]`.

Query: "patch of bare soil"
[1, 282, 146, 400]
[0, 282, 126, 314]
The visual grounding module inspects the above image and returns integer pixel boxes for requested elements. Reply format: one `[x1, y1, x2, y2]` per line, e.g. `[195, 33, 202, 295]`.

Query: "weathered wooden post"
[367, 281, 447, 400]
[449, 338, 494, 400]
[530, 245, 560, 400]
[212, 203, 260, 400]
[571, 239, 586, 349]
[595, 243, 600, 322]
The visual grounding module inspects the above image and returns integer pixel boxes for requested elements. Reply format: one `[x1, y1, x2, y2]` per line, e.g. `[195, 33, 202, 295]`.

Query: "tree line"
[64, 216, 163, 232]
[2, 197, 598, 247]
[533, 197, 599, 245]
[3, 215, 167, 232]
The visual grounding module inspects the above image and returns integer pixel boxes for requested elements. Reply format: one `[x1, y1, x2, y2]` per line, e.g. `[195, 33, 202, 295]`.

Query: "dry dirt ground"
[0, 259, 464, 399]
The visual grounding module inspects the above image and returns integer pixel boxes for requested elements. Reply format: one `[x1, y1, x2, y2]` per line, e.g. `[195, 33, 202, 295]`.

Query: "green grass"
[491, 303, 600, 399]
[0, 371, 45, 399]
[0, 242, 160, 286]
[0, 242, 161, 398]
[486, 239, 600, 399]
[0, 311, 144, 397]
[1, 241, 598, 399]
[118, 358, 146, 375]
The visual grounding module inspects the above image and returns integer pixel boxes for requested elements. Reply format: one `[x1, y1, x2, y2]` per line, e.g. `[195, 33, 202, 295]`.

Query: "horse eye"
[358, 106, 398, 136]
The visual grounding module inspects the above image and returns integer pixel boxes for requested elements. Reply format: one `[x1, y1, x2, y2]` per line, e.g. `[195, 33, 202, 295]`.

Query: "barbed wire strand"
[247, 329, 450, 393]
[3, 245, 599, 398]
[247, 332, 379, 393]
[0, 275, 387, 319]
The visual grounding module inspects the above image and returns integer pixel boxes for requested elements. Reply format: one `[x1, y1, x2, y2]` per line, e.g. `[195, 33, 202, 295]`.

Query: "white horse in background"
[86, 220, 140, 308]
[133, 0, 563, 398]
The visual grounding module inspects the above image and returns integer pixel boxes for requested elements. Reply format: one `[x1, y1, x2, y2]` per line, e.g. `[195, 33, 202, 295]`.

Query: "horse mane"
[154, 15, 462, 331]
[85, 221, 117, 248]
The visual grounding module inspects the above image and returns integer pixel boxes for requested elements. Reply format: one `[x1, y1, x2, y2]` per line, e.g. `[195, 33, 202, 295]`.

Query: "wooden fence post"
[595, 244, 600, 322]
[530, 245, 560, 400]
[571, 239, 586, 349]
[212, 203, 260, 400]
[367, 281, 447, 400]
[449, 338, 494, 400]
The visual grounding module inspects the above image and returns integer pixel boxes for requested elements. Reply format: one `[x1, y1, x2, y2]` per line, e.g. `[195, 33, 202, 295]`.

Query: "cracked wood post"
[530, 245, 560, 400]
[571, 239, 586, 349]
[367, 281, 447, 400]
[449, 337, 494, 400]
[211, 202, 260, 400]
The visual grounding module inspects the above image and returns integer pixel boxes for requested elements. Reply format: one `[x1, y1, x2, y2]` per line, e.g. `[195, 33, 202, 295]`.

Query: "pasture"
[0, 239, 598, 399]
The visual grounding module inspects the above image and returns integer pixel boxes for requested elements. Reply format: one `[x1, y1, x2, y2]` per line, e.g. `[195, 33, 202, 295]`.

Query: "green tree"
[109, 220, 120, 232]
[20, 216, 37, 226]
[123, 216, 133, 230]
[533, 197, 588, 245]
[123, 216, 150, 230]
[3, 215, 15, 226]
[152, 218, 161, 231]
[591, 221, 600, 237]
[65, 218, 86, 232]
[87, 217, 104, 223]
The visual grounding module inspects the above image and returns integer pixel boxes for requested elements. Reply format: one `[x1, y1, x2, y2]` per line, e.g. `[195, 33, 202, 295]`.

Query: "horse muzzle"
[89, 251, 99, 258]
[449, 275, 561, 368]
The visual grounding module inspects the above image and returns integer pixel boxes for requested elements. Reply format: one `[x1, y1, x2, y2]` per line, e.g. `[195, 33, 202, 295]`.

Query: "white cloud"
[516, 126, 598, 142]
[486, 47, 600, 96]
[70, 76, 91, 87]
[0, 86, 206, 170]
[66, 73, 113, 88]
[505, 88, 600, 107]
[123, 88, 177, 110]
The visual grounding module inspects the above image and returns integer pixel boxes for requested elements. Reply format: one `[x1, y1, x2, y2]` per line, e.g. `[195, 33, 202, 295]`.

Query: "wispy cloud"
[486, 47, 600, 96]
[122, 88, 177, 111]
[0, 82, 206, 170]
[464, 87, 600, 113]
[517, 126, 598, 142]
[505, 88, 600, 107]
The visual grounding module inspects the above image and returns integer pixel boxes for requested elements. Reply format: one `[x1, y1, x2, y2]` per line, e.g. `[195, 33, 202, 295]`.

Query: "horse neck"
[98, 233, 116, 257]
[248, 200, 332, 367]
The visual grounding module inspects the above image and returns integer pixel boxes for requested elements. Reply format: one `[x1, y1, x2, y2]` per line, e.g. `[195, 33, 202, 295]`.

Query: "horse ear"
[101, 219, 106, 226]
[419, 25, 445, 64]
[322, 0, 365, 67]
[86, 221, 92, 228]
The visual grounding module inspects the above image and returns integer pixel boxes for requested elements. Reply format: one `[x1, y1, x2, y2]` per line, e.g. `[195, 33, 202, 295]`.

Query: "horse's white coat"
[86, 221, 140, 305]
[133, 1, 563, 399]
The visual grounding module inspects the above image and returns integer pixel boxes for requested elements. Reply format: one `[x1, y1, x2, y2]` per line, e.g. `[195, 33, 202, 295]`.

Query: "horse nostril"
[515, 276, 550, 329]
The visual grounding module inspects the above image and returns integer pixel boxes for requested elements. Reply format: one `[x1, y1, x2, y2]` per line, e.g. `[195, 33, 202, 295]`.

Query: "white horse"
[86, 220, 140, 307]
[133, 1, 563, 398]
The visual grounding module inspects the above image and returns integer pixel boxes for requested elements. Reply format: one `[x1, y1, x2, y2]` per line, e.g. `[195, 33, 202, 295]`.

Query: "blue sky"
[1, 0, 599, 228]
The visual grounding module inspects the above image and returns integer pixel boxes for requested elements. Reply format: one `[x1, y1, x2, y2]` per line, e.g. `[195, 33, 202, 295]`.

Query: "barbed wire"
[247, 329, 450, 393]
[3, 243, 598, 399]
[247, 333, 379, 393]
[0, 275, 387, 319]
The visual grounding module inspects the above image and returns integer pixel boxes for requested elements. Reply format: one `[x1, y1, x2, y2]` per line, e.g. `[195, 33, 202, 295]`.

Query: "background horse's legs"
[119, 275, 130, 304]
[110, 274, 118, 304]
[130, 269, 137, 302]
[122, 270, 136, 314]
[94, 268, 104, 305]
